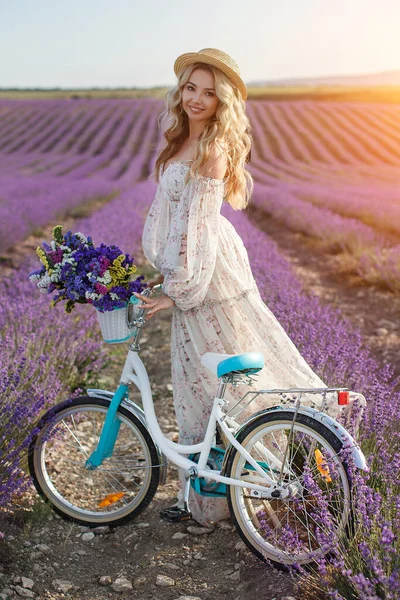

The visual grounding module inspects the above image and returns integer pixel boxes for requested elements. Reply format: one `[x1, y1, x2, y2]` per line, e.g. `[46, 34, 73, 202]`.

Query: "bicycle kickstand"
[183, 470, 192, 515]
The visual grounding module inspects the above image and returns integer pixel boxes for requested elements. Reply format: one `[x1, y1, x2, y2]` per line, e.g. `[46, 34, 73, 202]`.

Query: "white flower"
[98, 271, 112, 284]
[75, 232, 88, 243]
[110, 292, 120, 300]
[49, 268, 61, 282]
[37, 274, 51, 288]
[62, 256, 76, 266]
[85, 291, 101, 300]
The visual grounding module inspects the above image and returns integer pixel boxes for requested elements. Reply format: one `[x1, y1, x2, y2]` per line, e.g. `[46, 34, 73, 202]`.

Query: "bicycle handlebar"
[126, 282, 164, 337]
[140, 283, 163, 298]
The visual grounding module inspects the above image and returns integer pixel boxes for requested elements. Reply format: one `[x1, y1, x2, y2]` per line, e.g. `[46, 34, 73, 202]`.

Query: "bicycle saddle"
[201, 352, 264, 378]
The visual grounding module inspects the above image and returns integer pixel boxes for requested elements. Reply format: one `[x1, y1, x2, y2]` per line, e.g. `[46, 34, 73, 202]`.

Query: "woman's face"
[181, 68, 219, 123]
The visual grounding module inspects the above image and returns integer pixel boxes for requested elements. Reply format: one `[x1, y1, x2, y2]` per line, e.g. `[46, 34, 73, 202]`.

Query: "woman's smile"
[189, 106, 204, 114]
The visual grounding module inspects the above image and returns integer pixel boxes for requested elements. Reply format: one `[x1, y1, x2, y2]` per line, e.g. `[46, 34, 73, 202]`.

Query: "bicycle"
[28, 284, 368, 568]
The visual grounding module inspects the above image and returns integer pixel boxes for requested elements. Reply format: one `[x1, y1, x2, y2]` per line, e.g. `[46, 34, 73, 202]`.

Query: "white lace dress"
[141, 160, 366, 527]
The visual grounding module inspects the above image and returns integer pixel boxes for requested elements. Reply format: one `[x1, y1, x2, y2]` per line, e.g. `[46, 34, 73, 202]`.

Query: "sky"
[1, 0, 399, 88]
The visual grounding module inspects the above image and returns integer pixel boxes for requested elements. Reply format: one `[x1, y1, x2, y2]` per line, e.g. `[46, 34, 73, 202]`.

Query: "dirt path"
[247, 205, 400, 381]
[0, 194, 116, 279]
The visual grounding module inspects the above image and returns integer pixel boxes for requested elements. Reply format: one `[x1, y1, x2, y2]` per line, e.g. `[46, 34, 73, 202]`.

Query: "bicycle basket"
[95, 304, 135, 344]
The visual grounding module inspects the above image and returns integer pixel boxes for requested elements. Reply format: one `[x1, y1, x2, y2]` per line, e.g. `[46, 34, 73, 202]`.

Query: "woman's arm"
[161, 185, 225, 310]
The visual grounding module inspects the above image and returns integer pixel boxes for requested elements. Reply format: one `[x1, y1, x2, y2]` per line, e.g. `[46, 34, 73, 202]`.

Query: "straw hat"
[173, 47, 247, 101]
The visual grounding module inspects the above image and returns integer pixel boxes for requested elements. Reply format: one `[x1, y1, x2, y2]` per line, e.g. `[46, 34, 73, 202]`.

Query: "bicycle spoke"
[58, 420, 91, 457]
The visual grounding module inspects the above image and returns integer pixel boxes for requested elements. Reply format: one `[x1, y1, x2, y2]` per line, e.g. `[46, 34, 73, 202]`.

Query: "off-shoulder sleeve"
[142, 180, 171, 271]
[161, 176, 225, 311]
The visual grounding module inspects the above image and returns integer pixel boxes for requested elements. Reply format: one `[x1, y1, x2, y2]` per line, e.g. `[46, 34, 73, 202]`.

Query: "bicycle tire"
[28, 395, 160, 526]
[225, 411, 352, 569]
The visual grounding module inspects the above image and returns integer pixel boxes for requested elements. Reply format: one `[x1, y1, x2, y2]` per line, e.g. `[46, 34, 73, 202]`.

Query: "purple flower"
[29, 225, 147, 312]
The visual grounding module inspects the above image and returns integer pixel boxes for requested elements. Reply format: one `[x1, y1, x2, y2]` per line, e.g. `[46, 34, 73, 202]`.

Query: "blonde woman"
[135, 48, 366, 527]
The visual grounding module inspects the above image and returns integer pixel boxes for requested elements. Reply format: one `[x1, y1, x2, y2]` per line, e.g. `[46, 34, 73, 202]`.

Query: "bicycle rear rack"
[221, 384, 350, 423]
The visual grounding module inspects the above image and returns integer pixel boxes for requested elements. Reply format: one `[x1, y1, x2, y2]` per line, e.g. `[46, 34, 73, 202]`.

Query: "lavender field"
[1, 95, 400, 598]
[1, 97, 399, 290]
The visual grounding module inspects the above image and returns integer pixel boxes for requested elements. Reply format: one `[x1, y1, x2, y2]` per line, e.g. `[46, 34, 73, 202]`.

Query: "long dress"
[141, 159, 366, 527]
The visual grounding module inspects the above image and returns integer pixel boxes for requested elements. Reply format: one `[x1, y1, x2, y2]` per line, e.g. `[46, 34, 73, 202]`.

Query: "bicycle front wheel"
[28, 396, 160, 526]
[225, 411, 351, 568]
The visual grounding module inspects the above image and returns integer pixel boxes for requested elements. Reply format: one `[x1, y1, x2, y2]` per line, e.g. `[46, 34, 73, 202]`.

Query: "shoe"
[159, 505, 192, 523]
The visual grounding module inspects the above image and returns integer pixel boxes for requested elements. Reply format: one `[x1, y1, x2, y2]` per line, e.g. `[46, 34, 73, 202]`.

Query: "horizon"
[2, 68, 400, 91]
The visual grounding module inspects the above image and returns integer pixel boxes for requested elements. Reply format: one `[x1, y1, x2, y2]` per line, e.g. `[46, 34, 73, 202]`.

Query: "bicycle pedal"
[159, 506, 192, 523]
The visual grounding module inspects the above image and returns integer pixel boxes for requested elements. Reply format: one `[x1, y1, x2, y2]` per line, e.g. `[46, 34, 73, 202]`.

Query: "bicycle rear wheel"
[225, 411, 351, 568]
[28, 396, 160, 526]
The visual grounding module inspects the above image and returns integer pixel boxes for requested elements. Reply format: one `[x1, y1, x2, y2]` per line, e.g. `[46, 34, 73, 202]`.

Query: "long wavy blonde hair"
[154, 62, 253, 210]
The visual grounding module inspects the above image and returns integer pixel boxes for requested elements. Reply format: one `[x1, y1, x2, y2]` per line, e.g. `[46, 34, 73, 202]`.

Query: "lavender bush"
[0, 272, 111, 509]
[0, 178, 154, 509]
[0, 335, 61, 506]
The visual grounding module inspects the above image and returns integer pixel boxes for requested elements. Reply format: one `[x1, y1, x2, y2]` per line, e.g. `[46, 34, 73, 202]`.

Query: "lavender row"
[1, 97, 399, 265]
[0, 271, 110, 507]
[248, 104, 400, 237]
[249, 176, 400, 292]
[0, 175, 118, 253]
[222, 200, 400, 598]
[0, 100, 165, 252]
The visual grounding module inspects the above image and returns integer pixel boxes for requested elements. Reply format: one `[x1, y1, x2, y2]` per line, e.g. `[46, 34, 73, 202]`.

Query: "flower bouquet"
[29, 225, 147, 343]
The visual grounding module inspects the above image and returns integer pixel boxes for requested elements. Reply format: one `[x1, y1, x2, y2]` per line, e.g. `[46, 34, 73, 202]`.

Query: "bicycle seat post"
[216, 381, 227, 402]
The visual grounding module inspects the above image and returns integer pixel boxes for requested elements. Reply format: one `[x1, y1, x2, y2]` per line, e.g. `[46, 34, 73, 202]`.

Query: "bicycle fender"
[299, 406, 368, 471]
[86, 388, 168, 484]
[222, 405, 368, 473]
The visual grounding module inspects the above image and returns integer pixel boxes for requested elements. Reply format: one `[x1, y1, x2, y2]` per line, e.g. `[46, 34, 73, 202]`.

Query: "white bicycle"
[28, 284, 367, 568]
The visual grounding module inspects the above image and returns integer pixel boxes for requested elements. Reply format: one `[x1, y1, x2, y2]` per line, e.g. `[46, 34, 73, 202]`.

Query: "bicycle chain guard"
[188, 447, 227, 497]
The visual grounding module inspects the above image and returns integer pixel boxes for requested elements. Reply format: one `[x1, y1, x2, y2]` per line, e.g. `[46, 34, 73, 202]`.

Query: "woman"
[134, 48, 366, 527]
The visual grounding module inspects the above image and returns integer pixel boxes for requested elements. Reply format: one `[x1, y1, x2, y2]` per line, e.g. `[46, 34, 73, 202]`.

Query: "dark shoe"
[159, 505, 192, 523]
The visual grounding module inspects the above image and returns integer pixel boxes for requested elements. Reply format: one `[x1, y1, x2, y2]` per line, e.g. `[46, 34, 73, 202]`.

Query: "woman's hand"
[133, 291, 174, 320]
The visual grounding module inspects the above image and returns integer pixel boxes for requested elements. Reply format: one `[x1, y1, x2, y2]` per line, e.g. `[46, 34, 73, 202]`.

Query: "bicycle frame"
[85, 285, 367, 500]
[86, 348, 367, 500]
[86, 349, 277, 495]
